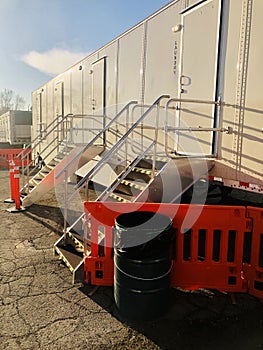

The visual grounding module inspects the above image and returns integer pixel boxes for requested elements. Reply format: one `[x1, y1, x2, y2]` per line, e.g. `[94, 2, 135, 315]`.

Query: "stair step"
[68, 231, 84, 252]
[115, 180, 145, 196]
[31, 178, 42, 185]
[54, 155, 64, 161]
[144, 155, 168, 162]
[54, 243, 83, 272]
[34, 173, 45, 181]
[137, 158, 167, 171]
[132, 167, 155, 175]
[109, 193, 131, 203]
[124, 168, 151, 182]
[41, 165, 54, 173]
[120, 179, 146, 191]
[48, 160, 59, 167]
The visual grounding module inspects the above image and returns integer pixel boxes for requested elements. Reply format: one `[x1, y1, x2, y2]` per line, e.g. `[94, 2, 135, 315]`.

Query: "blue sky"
[0, 0, 170, 108]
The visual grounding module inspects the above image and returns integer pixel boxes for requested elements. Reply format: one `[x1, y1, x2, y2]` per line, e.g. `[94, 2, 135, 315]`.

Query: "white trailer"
[17, 0, 263, 287]
[30, 0, 262, 191]
[0, 110, 32, 145]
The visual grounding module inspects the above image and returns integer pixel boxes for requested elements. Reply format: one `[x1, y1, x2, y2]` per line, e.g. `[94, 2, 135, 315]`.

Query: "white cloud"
[22, 48, 89, 76]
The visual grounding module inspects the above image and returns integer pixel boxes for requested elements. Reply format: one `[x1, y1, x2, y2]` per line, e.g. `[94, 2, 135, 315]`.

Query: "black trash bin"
[114, 211, 174, 320]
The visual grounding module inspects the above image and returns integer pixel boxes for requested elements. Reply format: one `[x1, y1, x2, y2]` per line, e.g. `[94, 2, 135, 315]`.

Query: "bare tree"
[14, 94, 26, 110]
[0, 89, 25, 114]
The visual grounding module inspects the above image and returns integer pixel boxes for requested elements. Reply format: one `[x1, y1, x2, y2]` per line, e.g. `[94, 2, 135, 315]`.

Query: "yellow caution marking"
[121, 180, 145, 190]
[144, 156, 167, 162]
[133, 168, 152, 175]
[68, 232, 84, 251]
[110, 193, 130, 202]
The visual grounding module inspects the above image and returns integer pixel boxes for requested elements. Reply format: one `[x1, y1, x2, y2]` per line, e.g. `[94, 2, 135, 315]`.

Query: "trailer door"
[91, 57, 106, 114]
[36, 91, 43, 136]
[177, 0, 222, 155]
[54, 82, 64, 118]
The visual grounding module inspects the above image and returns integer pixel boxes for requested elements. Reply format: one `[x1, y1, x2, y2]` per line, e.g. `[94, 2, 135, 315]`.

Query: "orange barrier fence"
[0, 148, 31, 168]
[243, 207, 263, 299]
[83, 202, 263, 299]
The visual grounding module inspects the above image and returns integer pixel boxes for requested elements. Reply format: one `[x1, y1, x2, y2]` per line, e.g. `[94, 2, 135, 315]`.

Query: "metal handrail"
[17, 114, 67, 160]
[165, 97, 225, 157]
[62, 96, 169, 236]
[21, 135, 63, 193]
[96, 141, 156, 202]
[76, 95, 169, 189]
[55, 101, 138, 179]
[19, 112, 99, 189]
[65, 140, 149, 231]
[166, 98, 221, 108]
[18, 113, 73, 186]
[22, 114, 72, 160]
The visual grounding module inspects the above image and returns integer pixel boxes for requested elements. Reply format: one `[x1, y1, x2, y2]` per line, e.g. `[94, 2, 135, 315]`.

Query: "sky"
[0, 0, 170, 109]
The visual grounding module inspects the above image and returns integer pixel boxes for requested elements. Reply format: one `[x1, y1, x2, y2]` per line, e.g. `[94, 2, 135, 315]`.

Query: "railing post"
[125, 106, 130, 167]
[21, 150, 25, 188]
[63, 168, 69, 242]
[152, 104, 160, 178]
[83, 213, 90, 257]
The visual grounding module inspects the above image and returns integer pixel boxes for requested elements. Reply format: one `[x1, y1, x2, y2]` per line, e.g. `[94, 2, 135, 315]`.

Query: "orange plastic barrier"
[243, 207, 263, 299]
[83, 202, 263, 298]
[0, 148, 31, 169]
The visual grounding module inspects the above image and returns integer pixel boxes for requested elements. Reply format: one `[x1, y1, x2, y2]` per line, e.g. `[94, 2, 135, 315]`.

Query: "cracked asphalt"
[0, 169, 263, 350]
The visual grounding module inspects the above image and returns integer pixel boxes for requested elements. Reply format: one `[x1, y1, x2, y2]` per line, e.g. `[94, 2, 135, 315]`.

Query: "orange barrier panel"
[0, 148, 31, 169]
[243, 207, 263, 299]
[169, 205, 249, 293]
[84, 212, 114, 286]
[83, 202, 263, 298]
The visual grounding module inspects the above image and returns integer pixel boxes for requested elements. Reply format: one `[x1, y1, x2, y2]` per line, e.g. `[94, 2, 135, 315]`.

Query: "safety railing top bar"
[164, 97, 233, 157]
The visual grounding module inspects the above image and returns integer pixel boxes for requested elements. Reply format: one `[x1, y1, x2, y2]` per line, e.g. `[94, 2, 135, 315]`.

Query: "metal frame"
[165, 97, 231, 157]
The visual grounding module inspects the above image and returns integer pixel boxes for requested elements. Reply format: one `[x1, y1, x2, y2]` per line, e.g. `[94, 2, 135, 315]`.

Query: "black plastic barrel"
[114, 211, 174, 320]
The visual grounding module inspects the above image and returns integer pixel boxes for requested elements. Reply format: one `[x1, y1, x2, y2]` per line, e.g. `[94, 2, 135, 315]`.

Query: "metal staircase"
[18, 113, 80, 206]
[53, 95, 185, 282]
[19, 95, 219, 284]
[53, 96, 227, 283]
[17, 105, 133, 207]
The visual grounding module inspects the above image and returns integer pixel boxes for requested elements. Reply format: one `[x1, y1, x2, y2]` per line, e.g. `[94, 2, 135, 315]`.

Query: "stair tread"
[120, 179, 147, 189]
[132, 166, 155, 173]
[69, 231, 84, 243]
[55, 244, 83, 270]
[109, 192, 132, 202]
